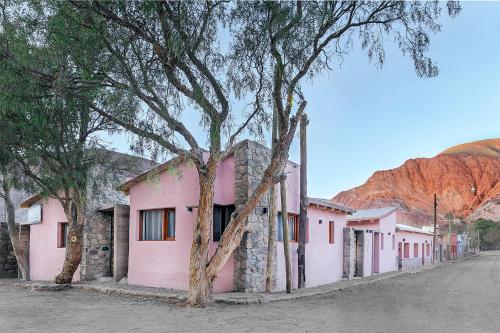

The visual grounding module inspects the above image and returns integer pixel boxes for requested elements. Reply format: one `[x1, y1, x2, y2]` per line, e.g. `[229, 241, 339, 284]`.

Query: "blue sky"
[106, 2, 500, 199]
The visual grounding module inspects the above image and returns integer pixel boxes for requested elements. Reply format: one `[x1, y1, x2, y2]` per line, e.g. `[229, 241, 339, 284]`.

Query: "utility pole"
[432, 193, 437, 264]
[298, 114, 308, 289]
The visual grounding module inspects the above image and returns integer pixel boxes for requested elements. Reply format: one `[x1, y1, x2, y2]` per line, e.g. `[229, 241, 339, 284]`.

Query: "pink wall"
[275, 208, 348, 291]
[274, 162, 348, 290]
[127, 157, 235, 293]
[396, 230, 433, 265]
[29, 197, 80, 281]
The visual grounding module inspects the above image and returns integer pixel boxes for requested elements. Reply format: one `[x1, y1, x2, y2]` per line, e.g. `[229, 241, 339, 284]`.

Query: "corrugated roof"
[348, 206, 398, 221]
[307, 197, 353, 214]
[396, 224, 433, 235]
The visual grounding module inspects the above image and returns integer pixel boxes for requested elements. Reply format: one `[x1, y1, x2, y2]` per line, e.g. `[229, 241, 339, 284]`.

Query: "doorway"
[354, 230, 364, 277]
[422, 243, 425, 266]
[373, 232, 380, 274]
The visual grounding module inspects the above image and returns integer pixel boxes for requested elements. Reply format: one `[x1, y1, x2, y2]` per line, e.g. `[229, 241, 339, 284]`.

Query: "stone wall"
[342, 227, 355, 279]
[81, 212, 113, 281]
[0, 223, 29, 278]
[233, 140, 277, 292]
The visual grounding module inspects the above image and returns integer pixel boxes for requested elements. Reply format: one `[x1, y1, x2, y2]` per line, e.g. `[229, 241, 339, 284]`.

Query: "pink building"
[344, 207, 398, 278]
[120, 140, 353, 292]
[21, 195, 81, 282]
[20, 151, 153, 282]
[396, 224, 433, 271]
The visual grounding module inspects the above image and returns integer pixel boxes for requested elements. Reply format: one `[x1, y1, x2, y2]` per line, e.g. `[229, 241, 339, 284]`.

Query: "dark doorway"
[354, 230, 364, 277]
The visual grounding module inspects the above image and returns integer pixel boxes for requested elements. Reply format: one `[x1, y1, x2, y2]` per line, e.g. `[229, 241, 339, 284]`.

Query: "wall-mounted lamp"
[187, 207, 193, 212]
[388, 232, 391, 235]
[319, 219, 323, 224]
[262, 207, 268, 215]
[403, 238, 406, 242]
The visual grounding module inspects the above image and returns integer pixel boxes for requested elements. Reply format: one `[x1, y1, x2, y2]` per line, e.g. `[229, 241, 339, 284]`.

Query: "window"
[381, 233, 384, 250]
[329, 221, 335, 244]
[404, 243, 410, 259]
[426, 243, 431, 256]
[276, 213, 299, 242]
[213, 205, 235, 242]
[58, 222, 69, 248]
[414, 243, 419, 257]
[392, 235, 396, 250]
[139, 209, 175, 241]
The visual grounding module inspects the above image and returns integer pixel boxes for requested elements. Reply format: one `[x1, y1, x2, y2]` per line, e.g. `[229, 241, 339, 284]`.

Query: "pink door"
[373, 232, 380, 273]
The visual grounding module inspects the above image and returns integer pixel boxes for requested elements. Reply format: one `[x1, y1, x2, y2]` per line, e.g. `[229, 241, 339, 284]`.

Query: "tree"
[2, 0, 461, 305]
[0, 21, 119, 283]
[475, 219, 500, 250]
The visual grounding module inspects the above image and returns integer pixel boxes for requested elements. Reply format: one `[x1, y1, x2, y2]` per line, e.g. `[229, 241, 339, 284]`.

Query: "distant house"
[396, 224, 433, 271]
[19, 151, 154, 282]
[344, 207, 398, 278]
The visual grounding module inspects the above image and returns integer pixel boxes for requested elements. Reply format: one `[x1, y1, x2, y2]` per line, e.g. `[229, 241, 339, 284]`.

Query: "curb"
[0, 262, 450, 305]
[213, 271, 406, 305]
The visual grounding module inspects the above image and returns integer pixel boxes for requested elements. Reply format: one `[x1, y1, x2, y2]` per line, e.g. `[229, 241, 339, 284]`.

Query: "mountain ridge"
[332, 139, 500, 224]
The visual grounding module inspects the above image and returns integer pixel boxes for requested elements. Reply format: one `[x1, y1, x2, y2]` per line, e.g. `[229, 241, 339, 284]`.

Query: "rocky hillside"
[333, 139, 500, 223]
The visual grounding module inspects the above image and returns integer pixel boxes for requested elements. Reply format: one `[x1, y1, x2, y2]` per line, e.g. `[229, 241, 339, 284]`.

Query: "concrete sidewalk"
[0, 265, 439, 305]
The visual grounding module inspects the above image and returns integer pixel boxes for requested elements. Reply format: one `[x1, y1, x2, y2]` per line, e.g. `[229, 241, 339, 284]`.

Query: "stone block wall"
[81, 212, 113, 280]
[233, 140, 277, 292]
[342, 227, 355, 279]
[0, 223, 29, 278]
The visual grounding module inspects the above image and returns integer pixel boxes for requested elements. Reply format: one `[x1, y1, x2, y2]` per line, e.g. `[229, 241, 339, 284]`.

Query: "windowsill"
[138, 239, 176, 242]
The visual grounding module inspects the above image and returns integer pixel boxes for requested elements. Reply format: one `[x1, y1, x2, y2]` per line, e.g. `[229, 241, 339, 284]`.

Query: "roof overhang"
[20, 193, 43, 208]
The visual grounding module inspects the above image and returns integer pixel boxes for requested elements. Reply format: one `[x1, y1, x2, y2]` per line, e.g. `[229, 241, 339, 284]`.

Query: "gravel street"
[0, 252, 499, 333]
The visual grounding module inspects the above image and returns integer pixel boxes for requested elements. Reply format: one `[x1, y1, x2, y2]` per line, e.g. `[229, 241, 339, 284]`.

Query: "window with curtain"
[381, 233, 384, 250]
[276, 213, 298, 242]
[276, 213, 284, 241]
[404, 243, 410, 258]
[414, 243, 419, 257]
[140, 209, 175, 241]
[213, 205, 235, 242]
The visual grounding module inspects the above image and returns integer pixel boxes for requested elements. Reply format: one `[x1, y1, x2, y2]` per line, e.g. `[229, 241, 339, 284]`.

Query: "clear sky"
[105, 2, 500, 199]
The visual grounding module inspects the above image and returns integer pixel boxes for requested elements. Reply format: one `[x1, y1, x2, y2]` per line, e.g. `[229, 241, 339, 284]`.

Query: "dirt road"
[0, 252, 499, 333]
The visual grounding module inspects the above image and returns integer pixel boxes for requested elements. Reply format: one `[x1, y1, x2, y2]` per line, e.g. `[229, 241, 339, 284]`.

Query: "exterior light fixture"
[262, 207, 268, 215]
[187, 206, 193, 212]
[319, 219, 323, 224]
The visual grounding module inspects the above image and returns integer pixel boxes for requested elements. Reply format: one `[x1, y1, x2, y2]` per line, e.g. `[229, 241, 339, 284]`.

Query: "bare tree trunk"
[265, 103, 278, 293]
[1, 181, 30, 280]
[187, 163, 217, 307]
[55, 198, 85, 284]
[298, 113, 308, 288]
[205, 102, 307, 300]
[280, 177, 292, 293]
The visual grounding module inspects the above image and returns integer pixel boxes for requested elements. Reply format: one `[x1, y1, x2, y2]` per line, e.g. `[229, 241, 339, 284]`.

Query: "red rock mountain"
[333, 139, 500, 224]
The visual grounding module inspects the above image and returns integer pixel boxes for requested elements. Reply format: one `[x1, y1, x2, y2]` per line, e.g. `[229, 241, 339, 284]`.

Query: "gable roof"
[20, 150, 155, 208]
[308, 197, 353, 214]
[347, 206, 398, 221]
[118, 156, 186, 195]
